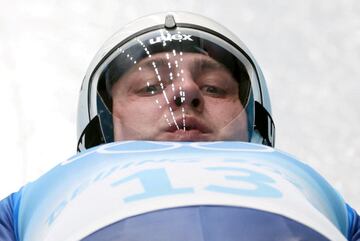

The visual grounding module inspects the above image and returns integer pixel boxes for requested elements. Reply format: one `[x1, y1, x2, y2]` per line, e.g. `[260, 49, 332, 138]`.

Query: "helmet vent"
[165, 14, 176, 29]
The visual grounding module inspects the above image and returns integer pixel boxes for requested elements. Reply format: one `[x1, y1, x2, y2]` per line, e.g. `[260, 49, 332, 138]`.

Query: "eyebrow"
[139, 55, 228, 73]
[141, 58, 170, 70]
[192, 58, 226, 72]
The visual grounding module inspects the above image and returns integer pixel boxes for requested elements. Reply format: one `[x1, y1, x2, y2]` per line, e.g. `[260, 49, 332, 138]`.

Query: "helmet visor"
[91, 27, 257, 142]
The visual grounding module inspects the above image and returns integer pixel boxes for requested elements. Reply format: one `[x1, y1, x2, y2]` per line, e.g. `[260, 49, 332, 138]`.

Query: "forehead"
[120, 52, 232, 80]
[137, 52, 226, 70]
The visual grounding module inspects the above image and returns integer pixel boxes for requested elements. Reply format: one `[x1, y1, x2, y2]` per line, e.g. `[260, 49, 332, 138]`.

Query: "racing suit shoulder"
[347, 204, 360, 241]
[0, 190, 22, 241]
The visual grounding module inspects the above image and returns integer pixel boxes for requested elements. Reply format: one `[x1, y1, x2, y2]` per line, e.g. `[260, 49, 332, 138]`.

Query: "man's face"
[111, 52, 248, 141]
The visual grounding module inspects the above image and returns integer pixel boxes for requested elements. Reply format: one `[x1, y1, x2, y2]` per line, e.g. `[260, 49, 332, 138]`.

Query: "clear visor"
[92, 27, 257, 142]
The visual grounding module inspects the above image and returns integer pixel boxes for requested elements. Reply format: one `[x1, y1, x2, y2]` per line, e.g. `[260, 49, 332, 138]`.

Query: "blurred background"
[0, 0, 359, 210]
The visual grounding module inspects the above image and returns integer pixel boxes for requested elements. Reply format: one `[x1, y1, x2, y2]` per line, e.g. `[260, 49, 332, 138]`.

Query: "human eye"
[137, 83, 163, 96]
[200, 85, 226, 97]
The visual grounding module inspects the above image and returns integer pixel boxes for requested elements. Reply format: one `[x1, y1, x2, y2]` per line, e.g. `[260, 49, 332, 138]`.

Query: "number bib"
[17, 141, 348, 241]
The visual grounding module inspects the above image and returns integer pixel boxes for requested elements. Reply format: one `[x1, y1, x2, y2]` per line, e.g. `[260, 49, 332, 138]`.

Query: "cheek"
[205, 99, 248, 141]
[113, 97, 163, 121]
[205, 98, 244, 121]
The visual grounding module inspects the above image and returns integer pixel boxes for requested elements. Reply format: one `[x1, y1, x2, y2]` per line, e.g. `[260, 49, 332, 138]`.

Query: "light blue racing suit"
[1, 141, 359, 241]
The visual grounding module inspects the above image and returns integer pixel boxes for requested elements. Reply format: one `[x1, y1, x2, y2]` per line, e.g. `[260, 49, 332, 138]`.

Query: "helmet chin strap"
[77, 116, 104, 153]
[253, 101, 275, 147]
[250, 129, 266, 145]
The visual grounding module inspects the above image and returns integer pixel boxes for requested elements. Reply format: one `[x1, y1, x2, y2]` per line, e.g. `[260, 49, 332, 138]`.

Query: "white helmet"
[77, 12, 275, 152]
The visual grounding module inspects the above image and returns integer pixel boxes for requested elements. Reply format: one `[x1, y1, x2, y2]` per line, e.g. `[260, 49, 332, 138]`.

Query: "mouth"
[165, 116, 211, 134]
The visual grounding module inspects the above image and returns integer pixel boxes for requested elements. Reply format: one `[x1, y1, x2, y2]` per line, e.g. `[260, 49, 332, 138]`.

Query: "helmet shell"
[77, 11, 274, 151]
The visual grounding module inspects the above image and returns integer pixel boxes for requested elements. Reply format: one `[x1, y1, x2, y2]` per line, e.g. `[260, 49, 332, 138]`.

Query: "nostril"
[191, 98, 200, 108]
[175, 96, 182, 107]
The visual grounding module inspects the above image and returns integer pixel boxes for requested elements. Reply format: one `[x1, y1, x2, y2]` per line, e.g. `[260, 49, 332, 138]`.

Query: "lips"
[165, 116, 211, 133]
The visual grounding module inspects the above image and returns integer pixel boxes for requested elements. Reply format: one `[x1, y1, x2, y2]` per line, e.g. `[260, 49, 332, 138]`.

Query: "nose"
[171, 75, 204, 112]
